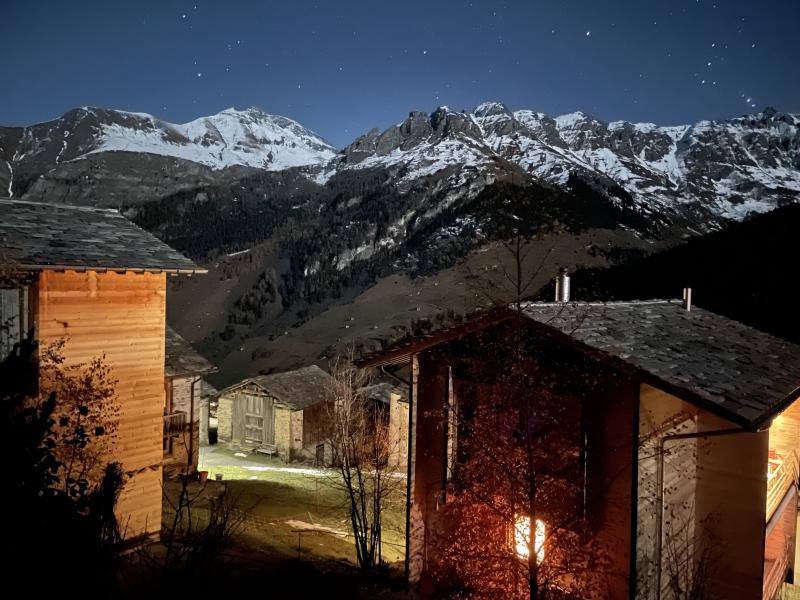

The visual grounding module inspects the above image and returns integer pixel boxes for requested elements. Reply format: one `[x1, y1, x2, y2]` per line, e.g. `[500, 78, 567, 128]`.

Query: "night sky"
[2, 0, 798, 148]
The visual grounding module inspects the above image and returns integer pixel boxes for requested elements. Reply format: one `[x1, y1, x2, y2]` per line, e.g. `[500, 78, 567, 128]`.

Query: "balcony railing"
[764, 540, 792, 600]
[766, 450, 798, 521]
[163, 411, 187, 437]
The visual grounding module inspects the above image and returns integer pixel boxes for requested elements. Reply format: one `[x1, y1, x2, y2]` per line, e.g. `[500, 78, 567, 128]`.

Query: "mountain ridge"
[1, 102, 798, 380]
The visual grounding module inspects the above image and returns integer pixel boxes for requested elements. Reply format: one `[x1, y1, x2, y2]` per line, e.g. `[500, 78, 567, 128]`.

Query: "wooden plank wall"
[695, 410, 767, 600]
[37, 270, 166, 539]
[637, 384, 700, 600]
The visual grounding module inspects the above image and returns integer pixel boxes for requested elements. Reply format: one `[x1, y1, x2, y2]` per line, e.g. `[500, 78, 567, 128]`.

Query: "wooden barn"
[217, 365, 335, 462]
[359, 297, 800, 600]
[0, 198, 205, 541]
[163, 326, 216, 474]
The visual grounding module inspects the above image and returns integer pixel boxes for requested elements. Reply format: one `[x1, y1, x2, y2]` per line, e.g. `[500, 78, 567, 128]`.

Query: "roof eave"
[10, 264, 207, 275]
[356, 307, 517, 368]
[751, 385, 800, 431]
[165, 366, 218, 379]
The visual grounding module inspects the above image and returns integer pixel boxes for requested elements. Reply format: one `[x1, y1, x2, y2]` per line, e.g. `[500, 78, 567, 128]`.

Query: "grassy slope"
[181, 227, 657, 387]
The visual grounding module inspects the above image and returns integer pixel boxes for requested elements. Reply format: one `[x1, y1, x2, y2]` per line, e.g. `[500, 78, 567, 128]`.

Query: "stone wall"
[291, 409, 304, 458]
[164, 376, 201, 472]
[217, 393, 232, 442]
[388, 393, 409, 469]
[199, 398, 209, 446]
[275, 406, 292, 459]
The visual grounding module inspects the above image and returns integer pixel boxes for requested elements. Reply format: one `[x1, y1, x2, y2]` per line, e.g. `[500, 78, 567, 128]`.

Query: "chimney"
[682, 287, 692, 312]
[555, 268, 571, 303]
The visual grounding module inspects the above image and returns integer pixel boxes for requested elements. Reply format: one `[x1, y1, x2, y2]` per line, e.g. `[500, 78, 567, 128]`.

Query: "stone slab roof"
[0, 198, 203, 273]
[223, 365, 335, 411]
[165, 326, 216, 378]
[522, 301, 800, 428]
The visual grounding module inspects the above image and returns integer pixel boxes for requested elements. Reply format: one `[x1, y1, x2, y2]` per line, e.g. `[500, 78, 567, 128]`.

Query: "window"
[244, 395, 264, 442]
[514, 514, 545, 563]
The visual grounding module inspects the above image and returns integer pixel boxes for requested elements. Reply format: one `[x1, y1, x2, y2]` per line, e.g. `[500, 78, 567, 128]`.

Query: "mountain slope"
[560, 203, 800, 345]
[0, 106, 336, 205]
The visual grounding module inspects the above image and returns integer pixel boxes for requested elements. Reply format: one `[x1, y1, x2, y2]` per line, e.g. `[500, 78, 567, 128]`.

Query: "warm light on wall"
[514, 514, 545, 562]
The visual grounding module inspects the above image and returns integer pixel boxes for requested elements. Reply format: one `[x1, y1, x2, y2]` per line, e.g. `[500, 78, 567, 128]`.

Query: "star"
[423, 49, 428, 55]
[196, 72, 202, 77]
[585, 30, 591, 37]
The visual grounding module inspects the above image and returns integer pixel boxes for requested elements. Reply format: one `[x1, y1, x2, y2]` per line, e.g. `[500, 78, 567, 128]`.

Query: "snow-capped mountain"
[0, 106, 336, 205]
[89, 107, 337, 170]
[338, 102, 800, 224]
[1, 102, 797, 226]
[3, 106, 335, 171]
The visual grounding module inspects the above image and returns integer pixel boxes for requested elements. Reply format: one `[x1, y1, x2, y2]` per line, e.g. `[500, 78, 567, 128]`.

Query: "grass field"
[197, 446, 406, 566]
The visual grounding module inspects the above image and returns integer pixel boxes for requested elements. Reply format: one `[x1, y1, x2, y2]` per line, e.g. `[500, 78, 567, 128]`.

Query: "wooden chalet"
[359, 299, 800, 599]
[0, 198, 205, 540]
[217, 365, 335, 463]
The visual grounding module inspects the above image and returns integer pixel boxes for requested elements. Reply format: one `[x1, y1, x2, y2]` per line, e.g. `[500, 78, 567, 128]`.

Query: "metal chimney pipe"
[682, 287, 692, 312]
[555, 268, 571, 303]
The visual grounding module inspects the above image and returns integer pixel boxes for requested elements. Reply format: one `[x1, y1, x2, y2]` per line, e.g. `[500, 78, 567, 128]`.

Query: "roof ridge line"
[522, 299, 678, 306]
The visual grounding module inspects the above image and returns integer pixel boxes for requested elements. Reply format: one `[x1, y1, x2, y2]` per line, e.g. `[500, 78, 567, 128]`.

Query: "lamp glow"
[514, 514, 545, 562]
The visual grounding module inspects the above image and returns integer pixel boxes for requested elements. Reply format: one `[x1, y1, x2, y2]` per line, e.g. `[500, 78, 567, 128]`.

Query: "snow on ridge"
[554, 111, 591, 129]
[75, 107, 336, 171]
[473, 101, 511, 117]
[608, 120, 659, 133]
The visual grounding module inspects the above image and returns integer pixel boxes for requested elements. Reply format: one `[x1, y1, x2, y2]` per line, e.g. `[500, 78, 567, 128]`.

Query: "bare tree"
[1, 330, 124, 590]
[38, 339, 120, 496]
[416, 202, 720, 598]
[323, 351, 405, 572]
[134, 425, 243, 589]
[431, 325, 620, 599]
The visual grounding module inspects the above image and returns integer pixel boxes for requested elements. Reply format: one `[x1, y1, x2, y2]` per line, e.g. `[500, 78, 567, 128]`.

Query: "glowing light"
[514, 515, 545, 562]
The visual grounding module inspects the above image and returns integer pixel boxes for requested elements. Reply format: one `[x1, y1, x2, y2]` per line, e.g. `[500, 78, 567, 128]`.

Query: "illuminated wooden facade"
[0, 199, 205, 541]
[360, 301, 800, 599]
